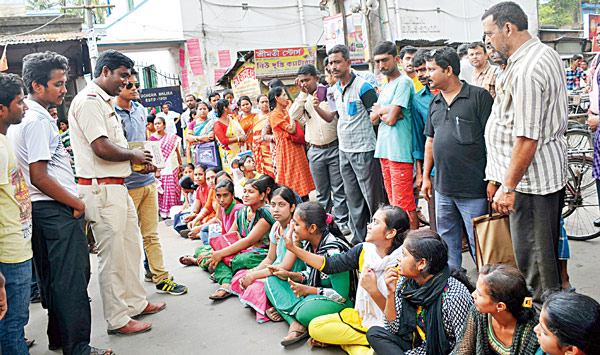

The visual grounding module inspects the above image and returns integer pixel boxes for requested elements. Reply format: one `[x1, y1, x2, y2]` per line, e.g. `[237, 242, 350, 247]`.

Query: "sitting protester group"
[173, 168, 600, 354]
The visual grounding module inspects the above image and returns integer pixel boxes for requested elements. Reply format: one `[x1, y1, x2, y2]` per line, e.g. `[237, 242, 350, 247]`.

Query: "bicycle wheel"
[566, 129, 593, 151]
[562, 156, 600, 240]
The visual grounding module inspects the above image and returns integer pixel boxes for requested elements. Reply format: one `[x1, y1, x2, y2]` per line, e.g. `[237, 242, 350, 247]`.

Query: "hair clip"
[522, 297, 533, 308]
[325, 213, 333, 224]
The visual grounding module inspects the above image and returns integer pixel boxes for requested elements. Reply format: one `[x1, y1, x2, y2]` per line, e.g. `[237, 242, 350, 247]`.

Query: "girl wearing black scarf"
[366, 230, 474, 354]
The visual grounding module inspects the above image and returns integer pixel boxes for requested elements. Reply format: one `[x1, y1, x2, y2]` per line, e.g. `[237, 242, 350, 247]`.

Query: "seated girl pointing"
[265, 202, 354, 346]
[282, 205, 410, 354]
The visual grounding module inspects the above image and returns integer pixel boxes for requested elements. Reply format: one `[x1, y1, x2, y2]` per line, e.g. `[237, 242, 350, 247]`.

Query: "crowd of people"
[1, 1, 600, 354]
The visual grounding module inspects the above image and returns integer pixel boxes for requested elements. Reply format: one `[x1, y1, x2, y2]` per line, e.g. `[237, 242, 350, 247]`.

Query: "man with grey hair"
[482, 1, 568, 307]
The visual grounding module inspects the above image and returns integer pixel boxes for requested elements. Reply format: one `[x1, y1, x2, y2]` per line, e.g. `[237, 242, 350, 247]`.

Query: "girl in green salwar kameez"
[265, 201, 355, 346]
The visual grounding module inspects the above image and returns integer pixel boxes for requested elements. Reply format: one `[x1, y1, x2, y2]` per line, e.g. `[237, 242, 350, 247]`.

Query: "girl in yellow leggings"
[283, 206, 410, 354]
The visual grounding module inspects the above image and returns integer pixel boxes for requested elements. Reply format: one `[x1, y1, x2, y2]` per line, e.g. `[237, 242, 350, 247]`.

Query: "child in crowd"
[189, 171, 233, 243]
[169, 163, 195, 220]
[239, 155, 260, 187]
[231, 158, 243, 196]
[230, 186, 305, 323]
[181, 167, 219, 239]
[265, 202, 353, 346]
[193, 164, 209, 208]
[207, 178, 276, 300]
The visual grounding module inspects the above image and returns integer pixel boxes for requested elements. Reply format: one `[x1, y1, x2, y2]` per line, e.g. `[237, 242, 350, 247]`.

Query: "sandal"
[179, 255, 198, 266]
[266, 307, 284, 322]
[90, 346, 114, 355]
[281, 329, 309, 346]
[209, 287, 233, 300]
[209, 273, 217, 283]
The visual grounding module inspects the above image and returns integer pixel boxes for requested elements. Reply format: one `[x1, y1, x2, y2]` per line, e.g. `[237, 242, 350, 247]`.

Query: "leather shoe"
[594, 218, 600, 227]
[134, 301, 166, 318]
[107, 319, 151, 335]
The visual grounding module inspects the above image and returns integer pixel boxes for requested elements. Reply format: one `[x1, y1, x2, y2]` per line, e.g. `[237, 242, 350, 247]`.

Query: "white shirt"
[7, 99, 77, 202]
[156, 110, 180, 134]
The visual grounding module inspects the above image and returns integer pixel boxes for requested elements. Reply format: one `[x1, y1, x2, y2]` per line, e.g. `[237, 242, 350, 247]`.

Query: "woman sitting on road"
[452, 264, 541, 355]
[207, 178, 275, 300]
[366, 230, 474, 355]
[265, 202, 354, 346]
[288, 206, 410, 354]
[230, 186, 305, 322]
[535, 292, 600, 355]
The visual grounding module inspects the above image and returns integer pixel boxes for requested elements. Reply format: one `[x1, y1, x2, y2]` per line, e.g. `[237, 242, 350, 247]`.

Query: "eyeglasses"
[126, 82, 140, 90]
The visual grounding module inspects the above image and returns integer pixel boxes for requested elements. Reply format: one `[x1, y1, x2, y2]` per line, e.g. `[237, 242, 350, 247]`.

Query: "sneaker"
[155, 278, 188, 295]
[144, 270, 154, 283]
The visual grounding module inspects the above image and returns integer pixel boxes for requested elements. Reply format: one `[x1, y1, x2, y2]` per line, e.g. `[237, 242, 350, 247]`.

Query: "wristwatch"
[502, 185, 516, 194]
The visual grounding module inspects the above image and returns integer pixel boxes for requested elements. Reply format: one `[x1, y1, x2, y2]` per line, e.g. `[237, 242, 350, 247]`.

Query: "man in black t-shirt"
[421, 47, 493, 270]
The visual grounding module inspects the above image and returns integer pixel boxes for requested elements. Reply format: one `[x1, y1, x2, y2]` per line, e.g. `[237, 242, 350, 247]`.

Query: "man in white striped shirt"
[482, 1, 568, 307]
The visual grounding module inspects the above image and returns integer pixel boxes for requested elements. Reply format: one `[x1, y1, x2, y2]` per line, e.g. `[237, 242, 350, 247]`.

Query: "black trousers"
[32, 201, 91, 355]
[366, 326, 409, 355]
[510, 188, 564, 308]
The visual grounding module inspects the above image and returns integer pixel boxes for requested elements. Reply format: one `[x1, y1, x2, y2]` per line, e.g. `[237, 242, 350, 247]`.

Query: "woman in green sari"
[265, 201, 354, 346]
[207, 178, 275, 300]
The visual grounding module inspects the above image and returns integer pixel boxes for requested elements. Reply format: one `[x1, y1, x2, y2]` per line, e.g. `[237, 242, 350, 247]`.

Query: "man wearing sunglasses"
[115, 70, 188, 297]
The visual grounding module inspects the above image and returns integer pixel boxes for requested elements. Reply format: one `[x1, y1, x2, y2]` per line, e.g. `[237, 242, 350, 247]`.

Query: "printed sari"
[252, 113, 274, 177]
[215, 117, 246, 174]
[189, 118, 216, 166]
[150, 132, 181, 217]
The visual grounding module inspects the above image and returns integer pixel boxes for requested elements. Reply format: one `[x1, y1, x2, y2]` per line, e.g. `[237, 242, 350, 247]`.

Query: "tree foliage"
[26, 0, 108, 24]
[538, 0, 579, 27]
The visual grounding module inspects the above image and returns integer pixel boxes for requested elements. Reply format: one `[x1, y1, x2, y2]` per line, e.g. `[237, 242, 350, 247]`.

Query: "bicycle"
[562, 149, 600, 240]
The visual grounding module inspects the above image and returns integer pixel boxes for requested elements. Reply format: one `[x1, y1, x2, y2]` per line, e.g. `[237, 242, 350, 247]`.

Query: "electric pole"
[62, 0, 114, 73]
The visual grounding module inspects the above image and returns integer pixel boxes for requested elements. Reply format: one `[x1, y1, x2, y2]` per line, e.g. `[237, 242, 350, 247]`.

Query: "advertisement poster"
[586, 14, 600, 52]
[231, 63, 261, 100]
[324, 13, 345, 52]
[254, 47, 317, 78]
[346, 13, 366, 65]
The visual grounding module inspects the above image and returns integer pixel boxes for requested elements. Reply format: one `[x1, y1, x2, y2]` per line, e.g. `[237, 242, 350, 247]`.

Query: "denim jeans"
[435, 191, 488, 270]
[0, 259, 32, 355]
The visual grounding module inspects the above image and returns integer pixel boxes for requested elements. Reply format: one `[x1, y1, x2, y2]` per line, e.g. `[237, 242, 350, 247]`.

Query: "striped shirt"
[485, 37, 568, 195]
[471, 61, 497, 99]
[333, 73, 378, 153]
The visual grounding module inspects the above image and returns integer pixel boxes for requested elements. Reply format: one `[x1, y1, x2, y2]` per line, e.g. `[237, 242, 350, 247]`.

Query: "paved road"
[26, 221, 600, 354]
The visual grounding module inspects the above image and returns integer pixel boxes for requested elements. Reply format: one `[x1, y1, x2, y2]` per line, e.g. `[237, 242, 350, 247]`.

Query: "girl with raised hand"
[366, 230, 474, 355]
[230, 186, 305, 322]
[535, 292, 600, 355]
[283, 206, 410, 353]
[265, 202, 354, 346]
[207, 178, 275, 300]
[452, 264, 541, 355]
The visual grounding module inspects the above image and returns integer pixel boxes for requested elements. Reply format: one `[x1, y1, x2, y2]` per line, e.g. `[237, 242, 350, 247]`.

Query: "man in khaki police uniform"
[68, 50, 165, 335]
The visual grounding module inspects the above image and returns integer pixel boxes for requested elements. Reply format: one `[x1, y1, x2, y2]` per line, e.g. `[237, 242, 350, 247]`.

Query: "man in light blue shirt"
[371, 41, 418, 229]
[115, 69, 187, 296]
